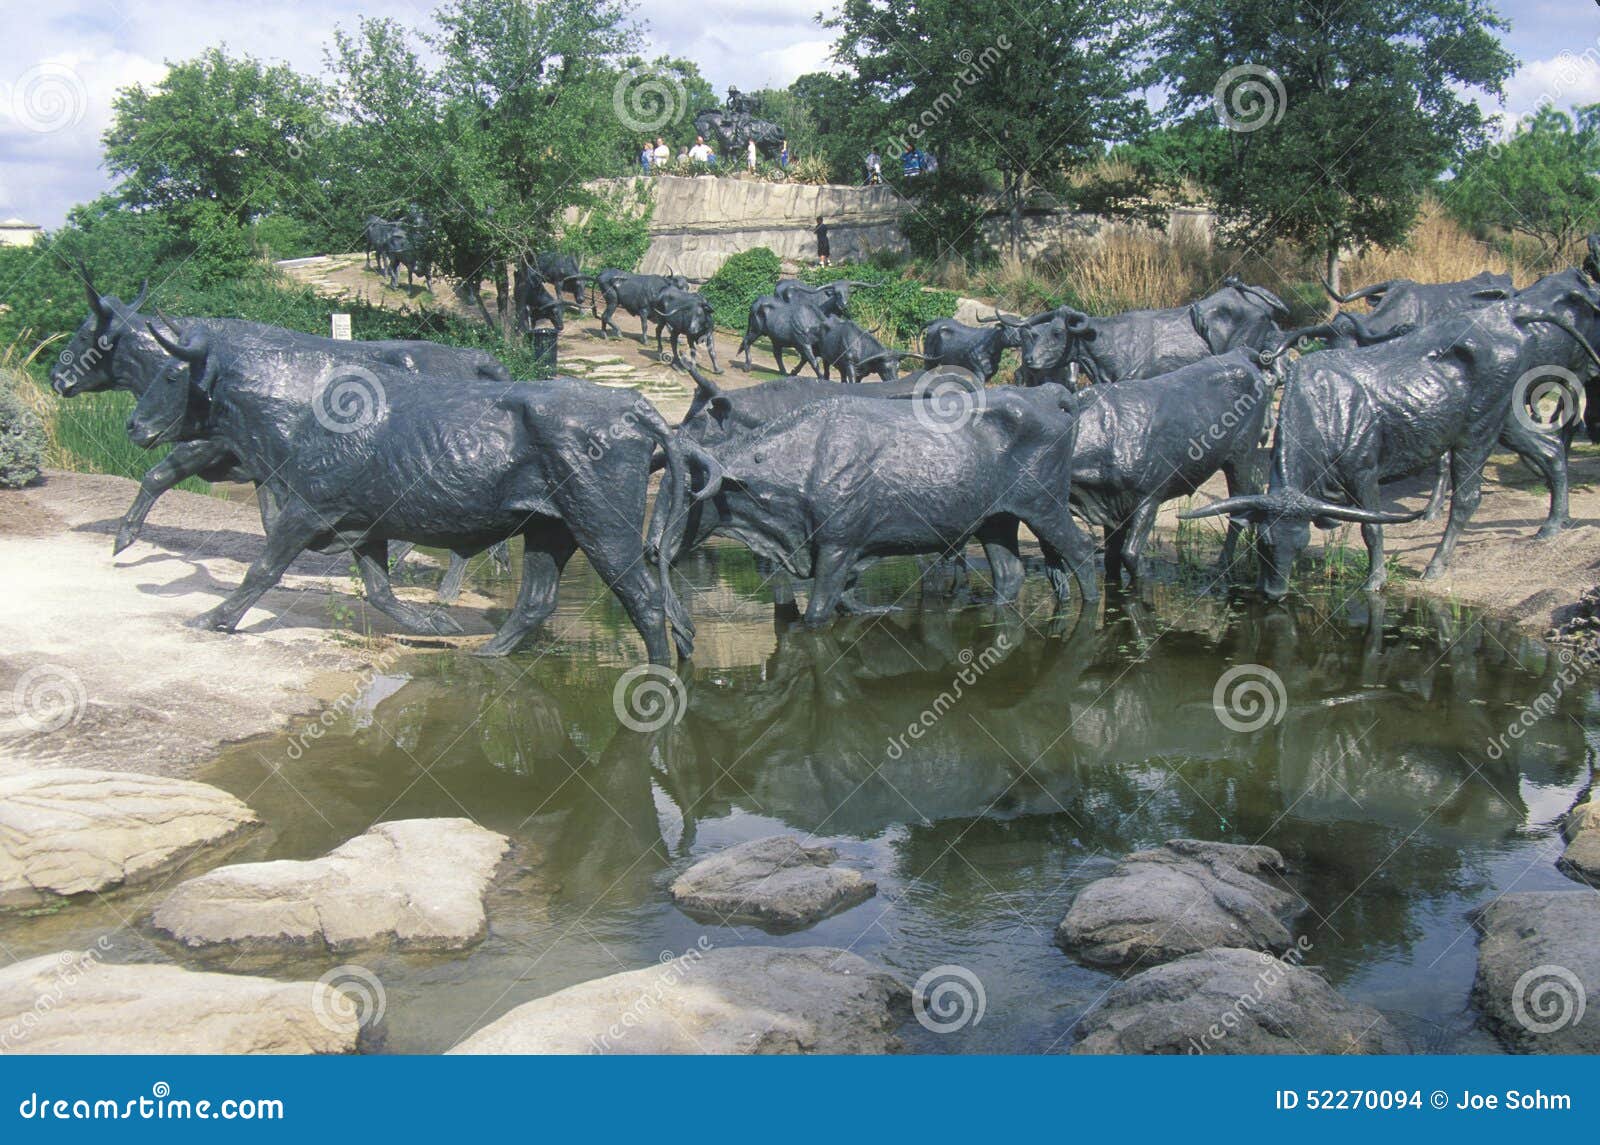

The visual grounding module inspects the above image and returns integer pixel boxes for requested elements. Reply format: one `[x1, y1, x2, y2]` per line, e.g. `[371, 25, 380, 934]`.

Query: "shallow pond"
[7, 546, 1595, 1053]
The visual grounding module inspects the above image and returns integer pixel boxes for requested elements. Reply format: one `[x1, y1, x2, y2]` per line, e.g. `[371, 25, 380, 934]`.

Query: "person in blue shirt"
[902, 144, 924, 178]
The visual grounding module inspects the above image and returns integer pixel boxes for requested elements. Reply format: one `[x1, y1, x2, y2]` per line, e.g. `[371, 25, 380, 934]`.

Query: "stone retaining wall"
[565, 176, 1215, 279]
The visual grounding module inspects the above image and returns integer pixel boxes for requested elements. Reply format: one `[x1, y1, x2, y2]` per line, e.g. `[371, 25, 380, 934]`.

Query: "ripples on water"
[8, 545, 1595, 1053]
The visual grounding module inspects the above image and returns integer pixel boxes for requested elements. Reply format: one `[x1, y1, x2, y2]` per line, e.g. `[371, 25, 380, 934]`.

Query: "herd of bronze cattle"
[47, 237, 1600, 665]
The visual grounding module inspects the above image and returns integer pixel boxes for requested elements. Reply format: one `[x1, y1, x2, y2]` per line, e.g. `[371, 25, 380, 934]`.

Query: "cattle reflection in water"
[193, 586, 1591, 1052]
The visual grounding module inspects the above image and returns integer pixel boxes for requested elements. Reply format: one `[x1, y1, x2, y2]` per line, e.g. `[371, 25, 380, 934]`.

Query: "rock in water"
[449, 946, 910, 1054]
[152, 818, 509, 953]
[1559, 799, 1600, 882]
[0, 952, 357, 1053]
[1472, 891, 1599, 1053]
[1055, 840, 1300, 967]
[0, 769, 259, 909]
[1073, 946, 1407, 1054]
[670, 835, 876, 931]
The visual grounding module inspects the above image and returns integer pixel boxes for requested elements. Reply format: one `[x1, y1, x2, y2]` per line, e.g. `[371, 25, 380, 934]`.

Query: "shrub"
[0, 370, 47, 489]
[702, 247, 783, 332]
[800, 263, 957, 347]
[562, 182, 654, 272]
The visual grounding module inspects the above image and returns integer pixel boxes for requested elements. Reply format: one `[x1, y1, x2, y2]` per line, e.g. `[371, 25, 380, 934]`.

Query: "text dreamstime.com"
[885, 633, 1013, 760]
[17, 1083, 284, 1121]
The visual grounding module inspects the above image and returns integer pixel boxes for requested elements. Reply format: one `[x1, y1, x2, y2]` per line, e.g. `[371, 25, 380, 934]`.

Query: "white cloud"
[1502, 50, 1600, 116]
[0, 0, 840, 227]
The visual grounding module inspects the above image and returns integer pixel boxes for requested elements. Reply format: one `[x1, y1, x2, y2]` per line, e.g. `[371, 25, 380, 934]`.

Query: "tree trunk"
[499, 259, 516, 342]
[1325, 241, 1342, 305]
[1008, 171, 1023, 263]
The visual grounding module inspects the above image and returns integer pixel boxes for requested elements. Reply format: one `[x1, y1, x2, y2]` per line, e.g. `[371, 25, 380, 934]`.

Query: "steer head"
[128, 313, 214, 448]
[51, 263, 150, 395]
[1180, 491, 1421, 601]
[989, 306, 1093, 371]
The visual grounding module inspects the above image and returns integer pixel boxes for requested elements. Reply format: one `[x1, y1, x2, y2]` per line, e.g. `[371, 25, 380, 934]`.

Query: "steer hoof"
[112, 529, 138, 557]
[185, 608, 234, 633]
[1419, 565, 1444, 582]
[471, 635, 522, 658]
[414, 611, 465, 637]
[1534, 519, 1571, 541]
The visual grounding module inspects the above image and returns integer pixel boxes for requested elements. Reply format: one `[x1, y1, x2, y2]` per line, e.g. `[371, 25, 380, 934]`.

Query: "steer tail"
[635, 406, 697, 658]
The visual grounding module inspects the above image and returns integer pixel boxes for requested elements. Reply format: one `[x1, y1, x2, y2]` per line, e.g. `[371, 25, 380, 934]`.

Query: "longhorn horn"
[127, 279, 150, 313]
[147, 310, 208, 364]
[684, 359, 723, 400]
[1179, 494, 1276, 521]
[1515, 311, 1600, 371]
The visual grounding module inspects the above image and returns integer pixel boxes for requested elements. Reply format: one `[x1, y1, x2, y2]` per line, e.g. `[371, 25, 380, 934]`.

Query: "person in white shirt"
[689, 135, 714, 162]
[653, 137, 671, 165]
[747, 138, 758, 171]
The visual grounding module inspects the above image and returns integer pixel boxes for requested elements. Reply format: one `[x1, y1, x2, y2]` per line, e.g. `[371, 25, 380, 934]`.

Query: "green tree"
[1156, 0, 1516, 292]
[1448, 105, 1600, 262]
[103, 47, 326, 227]
[830, 0, 1152, 259]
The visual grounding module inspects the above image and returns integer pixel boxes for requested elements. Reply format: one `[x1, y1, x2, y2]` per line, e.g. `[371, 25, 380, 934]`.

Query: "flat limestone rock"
[1073, 946, 1407, 1055]
[449, 946, 910, 1054]
[151, 818, 509, 953]
[0, 951, 357, 1053]
[670, 835, 876, 931]
[0, 769, 259, 909]
[1473, 890, 1600, 1053]
[1559, 799, 1600, 882]
[1055, 840, 1300, 967]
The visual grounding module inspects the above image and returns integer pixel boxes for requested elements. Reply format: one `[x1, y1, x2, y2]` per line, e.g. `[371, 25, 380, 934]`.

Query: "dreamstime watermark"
[1186, 383, 1271, 461]
[4, 62, 87, 134]
[0, 940, 114, 1052]
[1187, 937, 1314, 1053]
[283, 644, 405, 761]
[910, 366, 985, 435]
[54, 334, 113, 392]
[310, 364, 387, 433]
[10, 664, 87, 733]
[613, 66, 686, 134]
[1212, 663, 1287, 733]
[1485, 643, 1598, 760]
[312, 965, 386, 1034]
[913, 964, 986, 1034]
[583, 394, 666, 461]
[1510, 364, 1583, 436]
[886, 633, 1012, 759]
[588, 936, 715, 1052]
[1511, 963, 1586, 1036]
[612, 664, 688, 732]
[1212, 65, 1285, 133]
[883, 39, 1010, 158]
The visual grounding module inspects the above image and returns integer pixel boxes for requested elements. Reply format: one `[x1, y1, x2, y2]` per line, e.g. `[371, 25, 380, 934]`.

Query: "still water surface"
[7, 546, 1594, 1053]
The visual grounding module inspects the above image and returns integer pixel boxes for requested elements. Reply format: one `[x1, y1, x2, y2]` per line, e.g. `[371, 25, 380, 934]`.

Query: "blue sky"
[0, 0, 1591, 229]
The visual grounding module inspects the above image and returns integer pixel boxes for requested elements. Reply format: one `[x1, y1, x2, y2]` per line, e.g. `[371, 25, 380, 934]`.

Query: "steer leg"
[476, 519, 577, 658]
[1424, 448, 1491, 580]
[702, 334, 721, 375]
[188, 508, 324, 632]
[1029, 514, 1100, 607]
[355, 541, 465, 636]
[1103, 523, 1130, 587]
[1499, 418, 1570, 538]
[599, 298, 620, 339]
[802, 544, 855, 628]
[116, 440, 236, 555]
[1120, 500, 1160, 589]
[1422, 456, 1449, 523]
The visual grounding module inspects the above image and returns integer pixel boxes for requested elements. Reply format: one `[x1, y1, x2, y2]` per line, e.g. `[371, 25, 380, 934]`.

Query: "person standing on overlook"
[815, 216, 831, 267]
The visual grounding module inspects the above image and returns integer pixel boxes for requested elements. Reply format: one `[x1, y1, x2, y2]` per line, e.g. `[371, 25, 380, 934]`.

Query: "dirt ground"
[279, 253, 786, 422]
[0, 473, 518, 779]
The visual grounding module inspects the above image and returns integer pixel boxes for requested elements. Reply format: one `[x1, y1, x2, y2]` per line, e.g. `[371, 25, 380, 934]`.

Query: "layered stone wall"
[565, 176, 1214, 279]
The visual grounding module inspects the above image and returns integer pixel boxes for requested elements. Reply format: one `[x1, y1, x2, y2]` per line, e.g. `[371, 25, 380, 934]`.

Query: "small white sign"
[330, 313, 352, 341]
